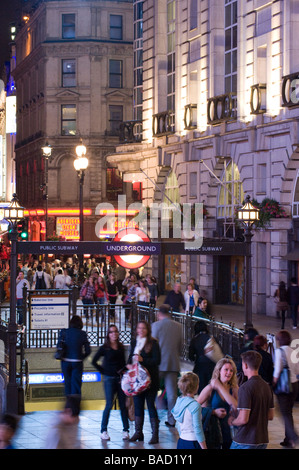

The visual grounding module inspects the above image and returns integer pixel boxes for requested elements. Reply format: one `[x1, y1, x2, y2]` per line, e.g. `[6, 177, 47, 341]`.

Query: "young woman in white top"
[135, 279, 150, 307]
[273, 329, 299, 448]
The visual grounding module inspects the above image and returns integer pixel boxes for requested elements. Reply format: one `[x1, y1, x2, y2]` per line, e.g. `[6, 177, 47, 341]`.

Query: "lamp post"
[41, 142, 52, 241]
[237, 195, 260, 329]
[4, 194, 25, 414]
[74, 141, 88, 266]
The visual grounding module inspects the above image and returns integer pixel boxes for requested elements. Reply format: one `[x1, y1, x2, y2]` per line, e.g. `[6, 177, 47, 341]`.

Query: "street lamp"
[237, 195, 260, 329]
[41, 142, 53, 241]
[74, 141, 88, 265]
[4, 194, 25, 414]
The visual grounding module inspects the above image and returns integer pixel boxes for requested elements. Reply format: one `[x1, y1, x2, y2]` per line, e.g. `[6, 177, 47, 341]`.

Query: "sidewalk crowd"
[1, 256, 299, 450]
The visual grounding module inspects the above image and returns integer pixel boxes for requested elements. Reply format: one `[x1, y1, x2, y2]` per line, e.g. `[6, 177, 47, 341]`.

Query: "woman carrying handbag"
[127, 321, 161, 444]
[92, 325, 130, 441]
[273, 330, 299, 448]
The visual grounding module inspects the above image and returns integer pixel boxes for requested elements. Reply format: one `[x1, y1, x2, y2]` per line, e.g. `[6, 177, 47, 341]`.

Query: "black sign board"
[16, 240, 247, 256]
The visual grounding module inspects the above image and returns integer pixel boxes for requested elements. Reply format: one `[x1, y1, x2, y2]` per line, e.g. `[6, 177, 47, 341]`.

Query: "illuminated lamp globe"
[237, 195, 259, 228]
[4, 194, 25, 226]
[41, 142, 52, 158]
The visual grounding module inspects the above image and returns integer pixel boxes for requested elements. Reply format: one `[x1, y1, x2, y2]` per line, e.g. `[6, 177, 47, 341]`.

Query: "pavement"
[7, 304, 299, 451]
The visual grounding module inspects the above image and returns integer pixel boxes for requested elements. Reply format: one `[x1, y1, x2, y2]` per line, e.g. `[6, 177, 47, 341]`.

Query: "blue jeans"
[230, 441, 267, 449]
[82, 298, 93, 318]
[177, 438, 201, 449]
[133, 386, 158, 420]
[17, 298, 24, 324]
[61, 360, 83, 396]
[101, 375, 129, 432]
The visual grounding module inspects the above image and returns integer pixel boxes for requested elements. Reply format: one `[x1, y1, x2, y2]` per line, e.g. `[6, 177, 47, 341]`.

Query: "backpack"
[35, 272, 46, 289]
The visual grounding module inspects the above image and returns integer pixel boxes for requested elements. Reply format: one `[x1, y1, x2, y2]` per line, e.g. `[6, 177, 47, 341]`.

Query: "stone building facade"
[107, 0, 299, 315]
[13, 0, 133, 241]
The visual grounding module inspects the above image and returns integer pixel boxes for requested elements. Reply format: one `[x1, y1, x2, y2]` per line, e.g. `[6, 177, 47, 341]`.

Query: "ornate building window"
[109, 60, 123, 88]
[62, 59, 76, 87]
[62, 14, 75, 39]
[217, 161, 244, 219]
[167, 0, 175, 132]
[110, 15, 123, 40]
[224, 0, 237, 116]
[163, 170, 180, 206]
[61, 104, 76, 136]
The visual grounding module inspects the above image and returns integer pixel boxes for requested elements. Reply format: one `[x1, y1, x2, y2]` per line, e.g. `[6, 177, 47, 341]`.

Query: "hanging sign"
[112, 228, 152, 269]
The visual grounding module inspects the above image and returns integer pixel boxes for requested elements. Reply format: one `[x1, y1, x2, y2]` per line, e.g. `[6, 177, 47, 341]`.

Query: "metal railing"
[20, 297, 244, 363]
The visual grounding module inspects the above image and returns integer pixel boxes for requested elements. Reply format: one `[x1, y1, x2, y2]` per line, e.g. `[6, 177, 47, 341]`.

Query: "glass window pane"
[110, 15, 122, 40]
[62, 14, 75, 39]
[225, 29, 231, 51]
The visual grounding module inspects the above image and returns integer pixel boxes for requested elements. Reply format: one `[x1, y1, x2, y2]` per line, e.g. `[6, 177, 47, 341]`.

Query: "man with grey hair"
[151, 304, 183, 427]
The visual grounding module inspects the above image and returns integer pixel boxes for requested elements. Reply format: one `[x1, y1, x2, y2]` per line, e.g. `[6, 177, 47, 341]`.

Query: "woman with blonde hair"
[197, 357, 238, 449]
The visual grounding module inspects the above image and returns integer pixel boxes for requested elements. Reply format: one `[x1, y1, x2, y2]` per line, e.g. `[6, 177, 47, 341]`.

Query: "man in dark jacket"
[164, 283, 186, 312]
[152, 304, 183, 427]
[58, 315, 91, 398]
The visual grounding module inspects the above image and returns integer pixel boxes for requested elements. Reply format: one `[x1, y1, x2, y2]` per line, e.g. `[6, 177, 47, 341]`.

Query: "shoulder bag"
[121, 362, 151, 396]
[55, 329, 67, 360]
[274, 348, 293, 395]
[204, 336, 224, 363]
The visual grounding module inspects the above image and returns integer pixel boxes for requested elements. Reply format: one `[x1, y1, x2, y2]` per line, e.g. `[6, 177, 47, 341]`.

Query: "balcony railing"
[152, 111, 175, 137]
[250, 84, 266, 114]
[282, 72, 299, 108]
[184, 104, 197, 130]
[207, 93, 237, 125]
[119, 120, 143, 143]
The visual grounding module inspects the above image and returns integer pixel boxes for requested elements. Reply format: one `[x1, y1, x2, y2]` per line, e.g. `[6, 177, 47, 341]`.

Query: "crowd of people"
[2, 263, 299, 450]
[41, 305, 299, 450]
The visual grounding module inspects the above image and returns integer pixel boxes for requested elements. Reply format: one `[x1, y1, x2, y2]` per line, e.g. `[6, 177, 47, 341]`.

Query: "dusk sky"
[0, 0, 22, 70]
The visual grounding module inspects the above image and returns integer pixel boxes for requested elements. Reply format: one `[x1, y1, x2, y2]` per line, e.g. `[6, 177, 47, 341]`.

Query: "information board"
[30, 295, 69, 330]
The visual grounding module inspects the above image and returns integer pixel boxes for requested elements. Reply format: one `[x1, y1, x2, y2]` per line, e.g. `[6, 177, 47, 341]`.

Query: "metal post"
[244, 227, 253, 329]
[45, 155, 49, 241]
[6, 227, 19, 414]
[79, 170, 85, 267]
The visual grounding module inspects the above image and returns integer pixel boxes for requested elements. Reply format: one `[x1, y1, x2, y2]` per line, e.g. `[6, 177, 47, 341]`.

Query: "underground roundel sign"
[113, 228, 151, 269]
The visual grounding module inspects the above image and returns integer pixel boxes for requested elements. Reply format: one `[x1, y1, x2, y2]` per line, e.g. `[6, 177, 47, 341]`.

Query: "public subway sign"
[17, 240, 247, 256]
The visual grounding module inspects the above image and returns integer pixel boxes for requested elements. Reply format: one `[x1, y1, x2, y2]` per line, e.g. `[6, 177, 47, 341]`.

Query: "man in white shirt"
[54, 269, 65, 289]
[63, 268, 72, 289]
[16, 271, 30, 324]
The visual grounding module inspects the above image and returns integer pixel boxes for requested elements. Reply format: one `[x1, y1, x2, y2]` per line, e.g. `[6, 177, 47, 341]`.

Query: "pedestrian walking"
[151, 304, 183, 428]
[287, 278, 299, 329]
[274, 281, 289, 329]
[172, 372, 207, 449]
[197, 357, 238, 449]
[128, 321, 161, 444]
[164, 283, 186, 312]
[80, 276, 95, 321]
[273, 329, 299, 448]
[253, 335, 274, 385]
[92, 325, 130, 441]
[229, 350, 274, 449]
[57, 315, 91, 397]
[188, 321, 215, 394]
[135, 279, 150, 307]
[107, 273, 119, 319]
[146, 275, 158, 307]
[184, 283, 199, 315]
[16, 271, 30, 324]
[45, 395, 81, 449]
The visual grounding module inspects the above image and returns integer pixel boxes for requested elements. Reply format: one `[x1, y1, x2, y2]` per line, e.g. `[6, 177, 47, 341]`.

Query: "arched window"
[217, 161, 244, 219]
[163, 170, 180, 206]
